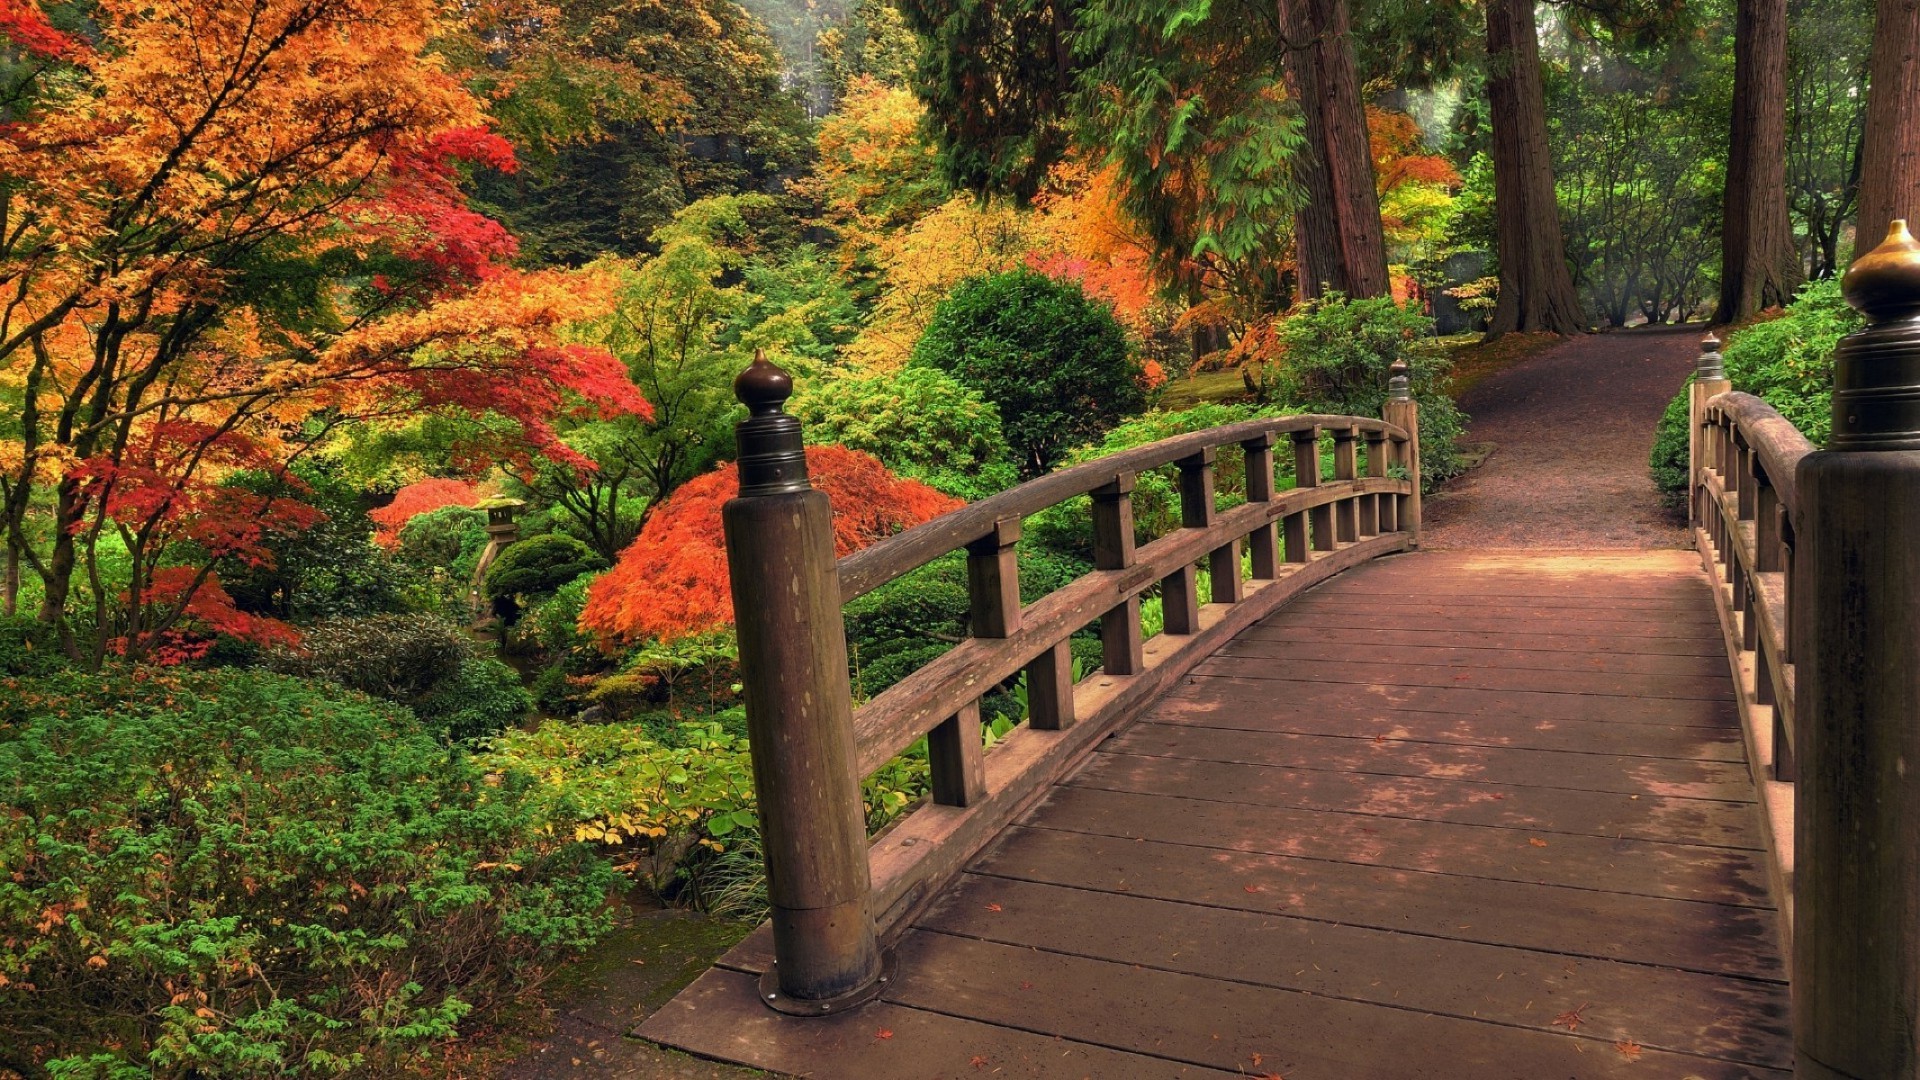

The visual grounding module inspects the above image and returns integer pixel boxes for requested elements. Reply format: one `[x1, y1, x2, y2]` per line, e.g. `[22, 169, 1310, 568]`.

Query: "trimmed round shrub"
[485, 534, 607, 604]
[0, 667, 614, 1077]
[912, 268, 1146, 477]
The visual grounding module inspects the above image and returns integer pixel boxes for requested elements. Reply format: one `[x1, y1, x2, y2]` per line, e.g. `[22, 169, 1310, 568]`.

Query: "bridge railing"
[1695, 384, 1814, 782]
[721, 358, 1420, 1012]
[1692, 221, 1920, 1076]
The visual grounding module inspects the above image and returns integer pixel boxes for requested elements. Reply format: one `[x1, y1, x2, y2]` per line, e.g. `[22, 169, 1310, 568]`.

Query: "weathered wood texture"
[641, 551, 1786, 1078]
[1693, 390, 1810, 953]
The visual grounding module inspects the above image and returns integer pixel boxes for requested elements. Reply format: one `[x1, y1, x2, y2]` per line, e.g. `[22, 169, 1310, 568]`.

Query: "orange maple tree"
[580, 445, 961, 646]
[0, 0, 649, 662]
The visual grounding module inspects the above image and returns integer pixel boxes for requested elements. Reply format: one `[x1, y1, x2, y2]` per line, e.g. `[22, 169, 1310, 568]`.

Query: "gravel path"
[1421, 324, 1702, 550]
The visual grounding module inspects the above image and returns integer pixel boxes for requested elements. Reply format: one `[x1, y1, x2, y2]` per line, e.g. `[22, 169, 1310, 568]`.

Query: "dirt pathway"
[1422, 324, 1702, 549]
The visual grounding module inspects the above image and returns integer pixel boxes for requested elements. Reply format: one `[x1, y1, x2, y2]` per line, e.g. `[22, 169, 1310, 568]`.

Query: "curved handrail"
[1705, 391, 1815, 513]
[839, 413, 1408, 601]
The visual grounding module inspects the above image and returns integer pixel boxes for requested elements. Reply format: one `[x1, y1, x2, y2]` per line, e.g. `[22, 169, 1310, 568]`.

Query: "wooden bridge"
[639, 225, 1920, 1078]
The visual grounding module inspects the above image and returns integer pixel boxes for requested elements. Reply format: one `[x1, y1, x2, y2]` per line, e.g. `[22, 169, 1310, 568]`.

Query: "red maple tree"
[580, 446, 962, 646]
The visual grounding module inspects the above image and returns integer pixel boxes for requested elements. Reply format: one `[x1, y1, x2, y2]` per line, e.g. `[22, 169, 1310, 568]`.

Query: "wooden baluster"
[1185, 447, 1244, 604]
[1162, 450, 1210, 633]
[1332, 426, 1360, 544]
[1360, 428, 1387, 537]
[1379, 437, 1402, 533]
[1092, 473, 1143, 675]
[1025, 640, 1075, 731]
[1291, 427, 1325, 558]
[721, 356, 880, 1010]
[927, 700, 986, 807]
[931, 517, 1021, 808]
[1243, 433, 1280, 579]
[1754, 463, 1782, 573]
[1726, 431, 1749, 592]
[1780, 509, 1796, 665]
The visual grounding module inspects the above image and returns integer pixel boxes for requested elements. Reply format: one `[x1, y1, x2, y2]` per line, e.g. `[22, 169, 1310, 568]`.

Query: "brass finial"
[1697, 331, 1726, 380]
[1829, 221, 1920, 450]
[733, 351, 812, 496]
[1387, 359, 1411, 402]
[1842, 220, 1920, 323]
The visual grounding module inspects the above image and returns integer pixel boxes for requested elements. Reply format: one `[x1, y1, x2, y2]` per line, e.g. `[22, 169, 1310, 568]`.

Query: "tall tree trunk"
[1281, 0, 1389, 300]
[1720, 0, 1801, 321]
[1483, 0, 1587, 336]
[1855, 0, 1920, 259]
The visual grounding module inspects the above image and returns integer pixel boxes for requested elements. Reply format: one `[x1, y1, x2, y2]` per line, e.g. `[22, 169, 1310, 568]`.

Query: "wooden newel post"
[1381, 360, 1421, 544]
[1794, 220, 1920, 1078]
[721, 355, 884, 1015]
[1691, 332, 1732, 527]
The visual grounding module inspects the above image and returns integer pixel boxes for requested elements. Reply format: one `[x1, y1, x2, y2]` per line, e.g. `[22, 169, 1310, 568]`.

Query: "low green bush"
[264, 615, 530, 742]
[1650, 279, 1863, 501]
[0, 668, 614, 1078]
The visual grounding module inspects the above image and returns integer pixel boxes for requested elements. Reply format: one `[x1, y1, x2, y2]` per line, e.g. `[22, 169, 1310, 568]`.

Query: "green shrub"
[397, 505, 489, 575]
[791, 367, 1019, 501]
[0, 668, 615, 1078]
[912, 268, 1147, 477]
[419, 655, 536, 743]
[485, 535, 607, 624]
[479, 719, 759, 899]
[220, 463, 417, 622]
[521, 572, 602, 661]
[846, 553, 971, 698]
[0, 613, 66, 677]
[1650, 279, 1863, 500]
[1270, 293, 1467, 487]
[264, 615, 529, 742]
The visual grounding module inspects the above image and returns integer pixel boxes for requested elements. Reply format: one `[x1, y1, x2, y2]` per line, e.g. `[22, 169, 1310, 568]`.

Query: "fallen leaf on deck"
[1614, 1039, 1642, 1061]
[1551, 1003, 1591, 1031]
[875, 1029, 894, 1040]
[970, 1054, 991, 1069]
[985, 903, 1003, 912]
[1529, 838, 1549, 848]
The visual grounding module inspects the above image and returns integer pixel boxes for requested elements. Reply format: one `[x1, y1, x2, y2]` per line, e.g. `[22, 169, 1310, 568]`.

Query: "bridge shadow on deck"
[641, 550, 1789, 1078]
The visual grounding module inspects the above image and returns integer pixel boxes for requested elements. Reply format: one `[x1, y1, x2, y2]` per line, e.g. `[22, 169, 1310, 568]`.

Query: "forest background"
[0, 0, 1884, 1074]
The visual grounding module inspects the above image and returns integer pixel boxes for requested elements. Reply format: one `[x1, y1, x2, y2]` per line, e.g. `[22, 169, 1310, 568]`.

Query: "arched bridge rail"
[720, 356, 1420, 1012]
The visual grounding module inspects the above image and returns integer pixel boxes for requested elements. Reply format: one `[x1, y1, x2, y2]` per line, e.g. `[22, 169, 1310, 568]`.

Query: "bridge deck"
[642, 550, 1790, 1078]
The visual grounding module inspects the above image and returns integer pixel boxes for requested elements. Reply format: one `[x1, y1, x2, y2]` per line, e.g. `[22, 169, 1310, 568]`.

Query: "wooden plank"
[1147, 684, 1748, 759]
[922, 875, 1792, 1070]
[1305, 585, 1718, 612]
[635, 966, 1242, 1078]
[1219, 637, 1732, 677]
[971, 826, 1786, 980]
[1066, 751, 1764, 848]
[1026, 784, 1774, 905]
[1235, 623, 1728, 657]
[1194, 654, 1736, 701]
[1254, 608, 1726, 638]
[881, 931, 1785, 1079]
[1145, 676, 1739, 725]
[1106, 722, 1759, 800]
[1279, 598, 1723, 626]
